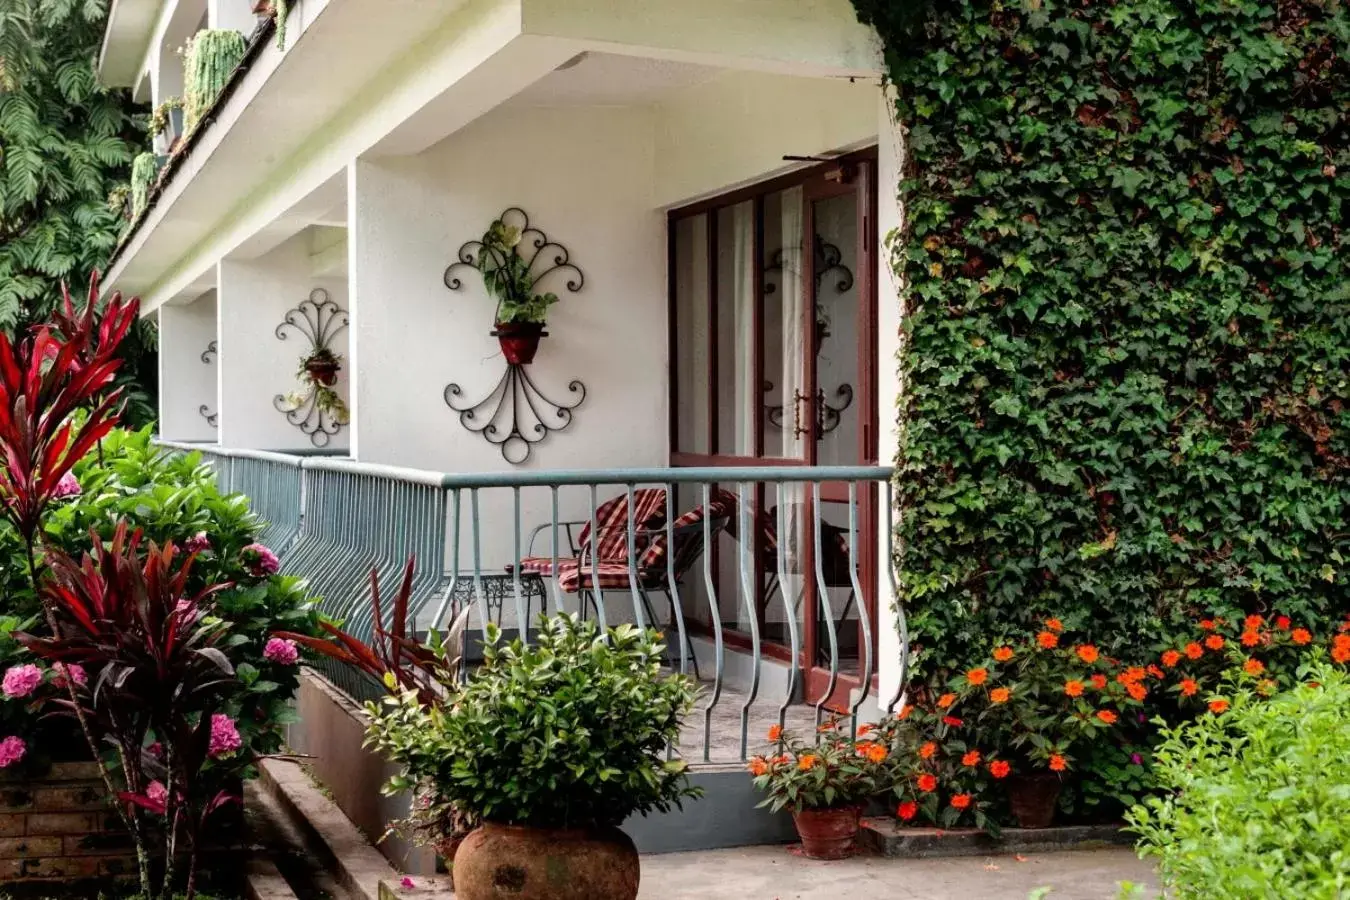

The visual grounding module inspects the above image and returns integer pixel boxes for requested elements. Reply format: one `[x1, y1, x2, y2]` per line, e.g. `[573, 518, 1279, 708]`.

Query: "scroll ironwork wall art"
[762, 235, 855, 438]
[443, 207, 586, 464]
[272, 288, 349, 447]
[199, 340, 218, 427]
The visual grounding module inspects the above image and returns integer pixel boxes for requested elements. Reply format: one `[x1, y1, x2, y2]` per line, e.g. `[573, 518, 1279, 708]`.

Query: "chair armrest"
[524, 519, 588, 558]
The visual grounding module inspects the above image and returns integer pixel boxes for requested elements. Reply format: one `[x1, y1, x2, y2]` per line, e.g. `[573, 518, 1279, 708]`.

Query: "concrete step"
[379, 874, 453, 899]
[859, 818, 1131, 858]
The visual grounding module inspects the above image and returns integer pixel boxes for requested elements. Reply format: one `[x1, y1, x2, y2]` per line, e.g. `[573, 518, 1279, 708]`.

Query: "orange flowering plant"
[871, 709, 1003, 830]
[747, 719, 890, 813]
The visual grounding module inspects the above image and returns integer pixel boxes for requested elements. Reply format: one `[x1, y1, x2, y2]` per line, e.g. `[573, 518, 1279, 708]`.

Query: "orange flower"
[1241, 630, 1261, 648]
[1045, 618, 1064, 632]
[797, 754, 819, 771]
[1198, 619, 1216, 631]
[1037, 631, 1059, 649]
[817, 722, 837, 733]
[1076, 644, 1100, 664]
[966, 668, 988, 686]
[1332, 644, 1350, 664]
[773, 754, 791, 765]
[1161, 649, 1181, 667]
[897, 801, 919, 821]
[1184, 642, 1204, 660]
[1126, 683, 1148, 702]
[1119, 666, 1147, 685]
[942, 716, 964, 727]
[748, 757, 768, 776]
[993, 646, 1014, 662]
[961, 750, 981, 767]
[1090, 674, 1108, 690]
[1243, 658, 1265, 676]
[1244, 614, 1264, 629]
[917, 773, 938, 793]
[1048, 754, 1067, 772]
[1180, 678, 1199, 697]
[1096, 709, 1118, 725]
[767, 724, 783, 742]
[988, 760, 1011, 779]
[1208, 699, 1230, 714]
[1291, 628, 1313, 646]
[919, 741, 938, 760]
[989, 687, 1011, 704]
[857, 723, 875, 736]
[860, 742, 887, 764]
[1204, 634, 1224, 651]
[1275, 615, 1291, 630]
[950, 794, 973, 810]
[937, 693, 957, 709]
[1147, 665, 1165, 679]
[1064, 680, 1085, 698]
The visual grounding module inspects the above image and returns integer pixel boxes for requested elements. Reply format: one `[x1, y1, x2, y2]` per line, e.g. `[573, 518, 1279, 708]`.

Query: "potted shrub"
[279, 348, 349, 424]
[748, 719, 889, 859]
[475, 218, 559, 364]
[290, 608, 698, 900]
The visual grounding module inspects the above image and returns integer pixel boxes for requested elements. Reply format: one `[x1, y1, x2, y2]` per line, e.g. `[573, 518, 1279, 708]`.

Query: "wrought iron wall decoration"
[762, 236, 856, 439]
[199, 340, 218, 428]
[272, 288, 349, 447]
[442, 207, 587, 464]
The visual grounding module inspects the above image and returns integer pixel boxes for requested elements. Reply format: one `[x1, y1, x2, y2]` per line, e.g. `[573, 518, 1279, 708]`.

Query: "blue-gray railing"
[155, 440, 909, 762]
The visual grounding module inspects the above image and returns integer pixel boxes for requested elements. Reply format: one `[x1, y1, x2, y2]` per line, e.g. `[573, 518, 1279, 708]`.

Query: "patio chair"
[515, 487, 668, 577]
[554, 489, 738, 679]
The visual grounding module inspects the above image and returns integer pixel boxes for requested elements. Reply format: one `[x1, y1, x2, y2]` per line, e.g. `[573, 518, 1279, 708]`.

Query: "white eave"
[99, 0, 164, 87]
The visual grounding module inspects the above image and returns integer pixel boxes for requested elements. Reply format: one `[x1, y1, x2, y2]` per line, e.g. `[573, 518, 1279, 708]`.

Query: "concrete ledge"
[379, 874, 453, 899]
[259, 756, 402, 900]
[859, 819, 1132, 858]
[246, 857, 299, 900]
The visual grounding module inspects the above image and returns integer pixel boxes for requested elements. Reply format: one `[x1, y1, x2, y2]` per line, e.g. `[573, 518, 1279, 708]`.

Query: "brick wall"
[0, 761, 135, 882]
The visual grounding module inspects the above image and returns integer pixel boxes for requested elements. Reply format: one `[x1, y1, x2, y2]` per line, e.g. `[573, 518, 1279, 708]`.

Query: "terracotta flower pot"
[452, 822, 638, 900]
[1006, 773, 1062, 829]
[252, 0, 275, 15]
[494, 321, 545, 365]
[791, 805, 862, 860]
[304, 358, 340, 386]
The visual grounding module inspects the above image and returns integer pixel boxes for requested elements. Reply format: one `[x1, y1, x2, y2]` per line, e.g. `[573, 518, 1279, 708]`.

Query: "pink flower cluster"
[208, 713, 242, 758]
[241, 543, 280, 577]
[51, 471, 82, 499]
[146, 780, 168, 806]
[263, 638, 299, 666]
[53, 663, 87, 689]
[0, 736, 26, 768]
[2, 664, 43, 699]
[185, 532, 211, 553]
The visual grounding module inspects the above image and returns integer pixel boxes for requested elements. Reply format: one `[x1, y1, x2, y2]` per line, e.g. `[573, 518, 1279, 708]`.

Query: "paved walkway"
[637, 846, 1156, 899]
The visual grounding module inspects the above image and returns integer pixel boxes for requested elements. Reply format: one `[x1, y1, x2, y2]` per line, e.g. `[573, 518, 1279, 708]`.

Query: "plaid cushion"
[577, 488, 667, 562]
[558, 561, 643, 592]
[517, 556, 573, 576]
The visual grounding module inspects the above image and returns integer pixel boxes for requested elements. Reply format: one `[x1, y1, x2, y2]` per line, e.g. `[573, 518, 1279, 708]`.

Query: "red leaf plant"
[18, 523, 238, 900]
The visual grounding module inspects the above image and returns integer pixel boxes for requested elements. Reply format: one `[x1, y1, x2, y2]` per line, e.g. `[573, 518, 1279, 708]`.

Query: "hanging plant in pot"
[475, 218, 560, 365]
[286, 597, 698, 900]
[749, 719, 890, 859]
[279, 348, 349, 425]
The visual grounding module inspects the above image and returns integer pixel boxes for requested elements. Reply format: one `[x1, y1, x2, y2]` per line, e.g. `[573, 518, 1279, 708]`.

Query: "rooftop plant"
[184, 29, 246, 131]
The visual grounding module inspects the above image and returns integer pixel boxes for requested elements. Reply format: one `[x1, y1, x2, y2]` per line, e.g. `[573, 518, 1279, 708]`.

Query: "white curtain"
[729, 202, 755, 456]
[777, 188, 808, 632]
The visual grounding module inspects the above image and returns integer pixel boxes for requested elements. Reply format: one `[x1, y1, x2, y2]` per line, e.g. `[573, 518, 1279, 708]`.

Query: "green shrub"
[1127, 665, 1350, 899]
[366, 615, 700, 829]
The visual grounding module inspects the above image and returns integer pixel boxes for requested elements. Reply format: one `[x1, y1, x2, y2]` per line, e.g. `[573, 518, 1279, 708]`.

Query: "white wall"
[218, 231, 351, 452]
[653, 70, 877, 209]
[158, 291, 219, 442]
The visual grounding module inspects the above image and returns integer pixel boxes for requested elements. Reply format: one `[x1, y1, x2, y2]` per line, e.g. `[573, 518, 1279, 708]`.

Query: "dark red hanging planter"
[304, 357, 340, 386]
[493, 321, 546, 365]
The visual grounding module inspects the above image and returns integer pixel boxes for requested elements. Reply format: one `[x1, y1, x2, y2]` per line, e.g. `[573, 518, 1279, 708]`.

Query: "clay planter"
[1006, 773, 1062, 829]
[791, 805, 863, 860]
[453, 822, 638, 900]
[493, 321, 545, 365]
[251, 0, 274, 14]
[304, 357, 340, 386]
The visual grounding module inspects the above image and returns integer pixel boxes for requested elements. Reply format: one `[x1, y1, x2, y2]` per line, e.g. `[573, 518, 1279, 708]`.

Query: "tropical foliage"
[850, 0, 1349, 676]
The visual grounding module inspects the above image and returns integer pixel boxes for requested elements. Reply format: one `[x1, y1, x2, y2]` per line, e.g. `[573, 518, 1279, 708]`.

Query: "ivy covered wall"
[852, 0, 1348, 671]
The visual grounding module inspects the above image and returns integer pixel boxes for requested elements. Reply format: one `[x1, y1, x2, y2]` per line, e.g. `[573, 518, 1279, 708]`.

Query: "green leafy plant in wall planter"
[150, 96, 183, 153]
[129, 152, 160, 217]
[184, 29, 247, 131]
[251, 0, 291, 49]
[280, 347, 349, 426]
[273, 288, 350, 447]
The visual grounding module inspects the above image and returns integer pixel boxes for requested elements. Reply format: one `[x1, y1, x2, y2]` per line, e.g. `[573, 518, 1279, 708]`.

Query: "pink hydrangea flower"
[208, 713, 242, 758]
[0, 736, 26, 768]
[400, 877, 416, 890]
[263, 638, 299, 666]
[184, 532, 211, 553]
[147, 742, 163, 759]
[146, 780, 168, 806]
[52, 472, 82, 499]
[2, 664, 43, 699]
[240, 543, 280, 577]
[53, 663, 86, 689]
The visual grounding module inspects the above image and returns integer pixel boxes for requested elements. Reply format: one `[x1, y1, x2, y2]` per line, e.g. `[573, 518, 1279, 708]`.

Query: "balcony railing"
[157, 440, 909, 763]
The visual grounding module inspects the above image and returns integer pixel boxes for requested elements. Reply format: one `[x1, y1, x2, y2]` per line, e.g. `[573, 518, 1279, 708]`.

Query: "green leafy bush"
[1127, 665, 1350, 898]
[851, 0, 1349, 675]
[366, 615, 699, 828]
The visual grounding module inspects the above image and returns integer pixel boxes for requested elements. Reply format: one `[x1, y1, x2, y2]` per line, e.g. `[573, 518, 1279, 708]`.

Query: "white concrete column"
[875, 87, 906, 709]
[207, 0, 258, 35]
[158, 293, 219, 442]
[217, 233, 351, 452]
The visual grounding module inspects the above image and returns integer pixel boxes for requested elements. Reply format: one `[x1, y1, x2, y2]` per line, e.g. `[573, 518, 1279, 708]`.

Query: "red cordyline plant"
[19, 524, 240, 900]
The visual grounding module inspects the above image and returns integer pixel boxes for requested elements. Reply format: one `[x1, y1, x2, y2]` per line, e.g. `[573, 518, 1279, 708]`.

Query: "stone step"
[859, 818, 1131, 858]
[379, 874, 453, 899]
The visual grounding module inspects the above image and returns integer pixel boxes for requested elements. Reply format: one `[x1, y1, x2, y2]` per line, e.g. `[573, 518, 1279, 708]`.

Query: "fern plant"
[184, 29, 246, 131]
